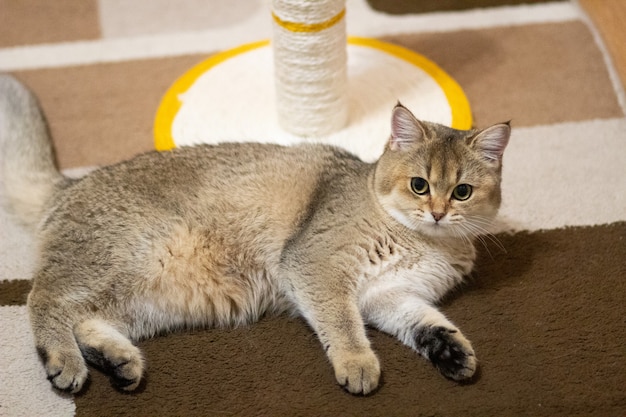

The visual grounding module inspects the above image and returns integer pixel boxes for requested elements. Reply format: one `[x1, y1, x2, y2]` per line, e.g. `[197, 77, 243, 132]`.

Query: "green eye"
[453, 184, 472, 201]
[410, 177, 430, 195]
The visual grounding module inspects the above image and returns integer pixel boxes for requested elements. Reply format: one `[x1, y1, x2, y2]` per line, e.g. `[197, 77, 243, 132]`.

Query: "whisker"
[460, 220, 507, 255]
[454, 222, 488, 252]
[468, 222, 505, 250]
[447, 221, 476, 252]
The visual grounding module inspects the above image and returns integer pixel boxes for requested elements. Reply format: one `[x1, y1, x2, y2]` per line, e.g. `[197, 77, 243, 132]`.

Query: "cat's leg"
[74, 318, 144, 391]
[360, 289, 477, 381]
[323, 304, 381, 395]
[284, 269, 380, 394]
[28, 294, 89, 393]
[301, 298, 381, 395]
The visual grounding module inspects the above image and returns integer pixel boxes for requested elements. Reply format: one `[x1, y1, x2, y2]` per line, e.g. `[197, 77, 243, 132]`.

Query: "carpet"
[1, 1, 625, 416]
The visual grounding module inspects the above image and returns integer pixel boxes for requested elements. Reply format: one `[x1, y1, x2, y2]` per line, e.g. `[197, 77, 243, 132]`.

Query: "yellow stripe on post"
[271, 8, 346, 33]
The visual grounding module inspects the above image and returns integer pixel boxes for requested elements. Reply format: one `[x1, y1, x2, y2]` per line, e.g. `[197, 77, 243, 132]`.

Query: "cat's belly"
[125, 268, 290, 339]
[120, 222, 292, 339]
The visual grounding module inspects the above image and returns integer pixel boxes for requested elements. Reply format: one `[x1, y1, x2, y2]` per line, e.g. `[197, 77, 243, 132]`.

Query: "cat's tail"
[0, 74, 65, 229]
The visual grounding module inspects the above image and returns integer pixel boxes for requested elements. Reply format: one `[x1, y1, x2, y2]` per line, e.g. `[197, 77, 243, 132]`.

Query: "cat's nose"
[432, 212, 445, 222]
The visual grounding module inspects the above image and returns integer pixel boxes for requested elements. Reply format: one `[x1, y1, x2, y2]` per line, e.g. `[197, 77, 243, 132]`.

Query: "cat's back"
[54, 142, 362, 210]
[43, 142, 368, 259]
[121, 142, 365, 216]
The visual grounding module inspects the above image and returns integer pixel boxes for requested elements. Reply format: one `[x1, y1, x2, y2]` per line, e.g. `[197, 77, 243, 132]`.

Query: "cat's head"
[374, 103, 510, 239]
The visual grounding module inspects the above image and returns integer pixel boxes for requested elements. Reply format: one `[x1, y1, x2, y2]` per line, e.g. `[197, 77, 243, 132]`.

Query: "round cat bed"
[154, 37, 472, 162]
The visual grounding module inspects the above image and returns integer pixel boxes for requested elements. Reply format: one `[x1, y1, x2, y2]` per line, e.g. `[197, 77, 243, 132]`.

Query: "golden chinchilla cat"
[0, 75, 510, 395]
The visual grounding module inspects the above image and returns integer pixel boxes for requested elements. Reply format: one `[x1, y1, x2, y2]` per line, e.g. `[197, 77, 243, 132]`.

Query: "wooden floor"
[580, 0, 626, 90]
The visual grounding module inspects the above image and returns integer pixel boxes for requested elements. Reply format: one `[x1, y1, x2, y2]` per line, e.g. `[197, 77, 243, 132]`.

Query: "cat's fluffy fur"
[0, 75, 510, 395]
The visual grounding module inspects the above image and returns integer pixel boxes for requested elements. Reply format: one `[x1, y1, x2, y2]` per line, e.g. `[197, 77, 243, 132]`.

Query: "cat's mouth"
[421, 220, 453, 237]
[420, 214, 478, 239]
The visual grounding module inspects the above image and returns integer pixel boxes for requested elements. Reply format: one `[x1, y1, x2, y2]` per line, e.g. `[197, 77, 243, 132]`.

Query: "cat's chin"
[415, 223, 458, 239]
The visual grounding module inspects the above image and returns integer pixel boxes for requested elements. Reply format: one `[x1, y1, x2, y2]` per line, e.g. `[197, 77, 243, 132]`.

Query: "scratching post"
[271, 0, 348, 137]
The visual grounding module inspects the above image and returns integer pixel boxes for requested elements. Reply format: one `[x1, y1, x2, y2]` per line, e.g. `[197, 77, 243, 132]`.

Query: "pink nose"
[432, 212, 445, 222]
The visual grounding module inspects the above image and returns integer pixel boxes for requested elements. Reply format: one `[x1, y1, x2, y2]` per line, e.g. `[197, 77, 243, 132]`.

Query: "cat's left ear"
[389, 102, 427, 151]
[470, 122, 511, 165]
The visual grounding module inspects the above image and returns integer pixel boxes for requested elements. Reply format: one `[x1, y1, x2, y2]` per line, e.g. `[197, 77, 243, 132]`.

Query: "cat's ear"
[389, 102, 427, 151]
[470, 122, 511, 165]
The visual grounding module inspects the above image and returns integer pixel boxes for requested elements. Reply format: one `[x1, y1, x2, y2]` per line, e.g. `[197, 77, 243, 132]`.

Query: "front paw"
[331, 349, 381, 395]
[415, 326, 477, 381]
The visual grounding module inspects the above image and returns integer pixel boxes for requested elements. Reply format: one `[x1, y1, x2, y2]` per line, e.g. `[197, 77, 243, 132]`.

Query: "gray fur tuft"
[0, 74, 65, 229]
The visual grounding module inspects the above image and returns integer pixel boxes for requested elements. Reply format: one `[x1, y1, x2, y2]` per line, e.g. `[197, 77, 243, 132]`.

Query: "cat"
[0, 74, 510, 395]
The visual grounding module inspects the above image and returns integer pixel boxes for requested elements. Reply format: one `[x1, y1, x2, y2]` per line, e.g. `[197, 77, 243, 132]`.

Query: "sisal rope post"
[271, 0, 348, 137]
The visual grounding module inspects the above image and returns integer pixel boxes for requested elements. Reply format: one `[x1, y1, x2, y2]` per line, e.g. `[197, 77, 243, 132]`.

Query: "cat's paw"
[82, 342, 144, 391]
[331, 349, 381, 395]
[106, 348, 144, 391]
[415, 326, 477, 381]
[75, 319, 145, 391]
[43, 349, 89, 393]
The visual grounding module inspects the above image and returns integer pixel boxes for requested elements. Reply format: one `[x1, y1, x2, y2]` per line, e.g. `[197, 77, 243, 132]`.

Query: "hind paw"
[43, 350, 89, 394]
[75, 318, 145, 391]
[81, 343, 144, 391]
[107, 348, 144, 391]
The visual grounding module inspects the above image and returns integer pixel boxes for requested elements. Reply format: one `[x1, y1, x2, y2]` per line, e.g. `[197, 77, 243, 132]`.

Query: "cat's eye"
[452, 184, 472, 201]
[410, 177, 430, 195]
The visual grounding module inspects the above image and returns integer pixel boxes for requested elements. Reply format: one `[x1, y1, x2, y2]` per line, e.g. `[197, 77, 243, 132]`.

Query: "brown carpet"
[1, 1, 625, 416]
[2, 225, 624, 416]
[78, 224, 626, 416]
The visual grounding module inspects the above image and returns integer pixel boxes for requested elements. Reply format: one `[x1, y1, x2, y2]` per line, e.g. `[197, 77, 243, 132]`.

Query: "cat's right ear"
[389, 102, 427, 151]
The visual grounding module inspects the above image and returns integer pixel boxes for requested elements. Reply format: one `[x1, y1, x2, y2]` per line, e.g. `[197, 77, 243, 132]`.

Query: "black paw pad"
[414, 326, 475, 381]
